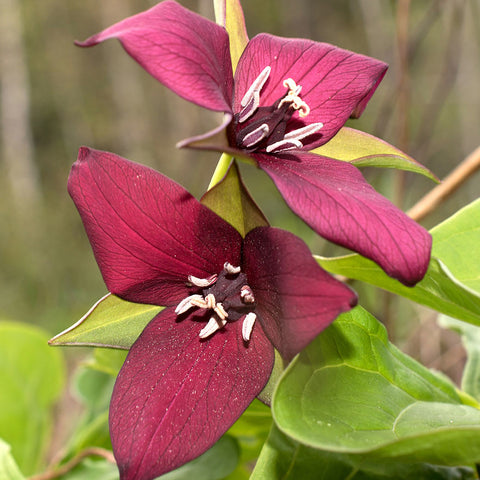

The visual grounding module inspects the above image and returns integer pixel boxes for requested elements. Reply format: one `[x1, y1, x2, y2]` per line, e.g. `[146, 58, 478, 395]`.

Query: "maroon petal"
[110, 308, 274, 480]
[243, 227, 356, 362]
[76, 0, 233, 114]
[234, 34, 387, 148]
[68, 147, 242, 305]
[256, 152, 432, 286]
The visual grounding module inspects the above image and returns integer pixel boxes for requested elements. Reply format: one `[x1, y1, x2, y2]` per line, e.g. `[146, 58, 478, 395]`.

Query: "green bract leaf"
[431, 198, 480, 293]
[251, 425, 476, 480]
[272, 307, 480, 465]
[317, 255, 480, 325]
[49, 293, 162, 349]
[311, 127, 438, 181]
[201, 160, 268, 237]
[59, 458, 118, 480]
[440, 316, 480, 401]
[0, 440, 26, 480]
[0, 321, 65, 475]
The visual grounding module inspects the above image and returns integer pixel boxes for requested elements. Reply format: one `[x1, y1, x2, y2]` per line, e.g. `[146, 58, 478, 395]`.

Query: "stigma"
[175, 262, 257, 342]
[234, 66, 323, 152]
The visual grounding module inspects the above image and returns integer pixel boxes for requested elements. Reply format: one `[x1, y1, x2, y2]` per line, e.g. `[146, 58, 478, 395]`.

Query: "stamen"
[213, 302, 228, 320]
[241, 124, 269, 149]
[188, 274, 217, 288]
[204, 293, 216, 309]
[175, 294, 204, 315]
[199, 317, 227, 339]
[224, 262, 241, 275]
[266, 122, 324, 153]
[240, 285, 255, 304]
[239, 66, 271, 123]
[242, 312, 257, 341]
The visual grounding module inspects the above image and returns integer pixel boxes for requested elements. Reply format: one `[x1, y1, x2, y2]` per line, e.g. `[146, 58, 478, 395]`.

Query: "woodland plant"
[4, 1, 480, 480]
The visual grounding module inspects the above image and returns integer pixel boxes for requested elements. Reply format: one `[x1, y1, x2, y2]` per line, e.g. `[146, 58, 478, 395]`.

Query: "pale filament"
[278, 78, 310, 117]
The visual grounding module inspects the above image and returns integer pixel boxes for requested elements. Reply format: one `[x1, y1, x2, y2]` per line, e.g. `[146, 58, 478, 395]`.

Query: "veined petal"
[68, 147, 242, 305]
[76, 0, 234, 113]
[234, 34, 387, 148]
[110, 308, 274, 480]
[256, 152, 432, 286]
[243, 227, 356, 362]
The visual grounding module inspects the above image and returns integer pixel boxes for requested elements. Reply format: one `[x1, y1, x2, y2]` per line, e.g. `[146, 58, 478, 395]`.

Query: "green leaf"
[251, 425, 476, 480]
[0, 321, 65, 475]
[60, 458, 118, 480]
[317, 255, 480, 325]
[50, 293, 162, 349]
[431, 198, 480, 293]
[311, 127, 438, 181]
[272, 307, 480, 466]
[439, 316, 480, 401]
[87, 348, 128, 377]
[201, 160, 268, 237]
[0, 440, 26, 480]
[159, 435, 239, 480]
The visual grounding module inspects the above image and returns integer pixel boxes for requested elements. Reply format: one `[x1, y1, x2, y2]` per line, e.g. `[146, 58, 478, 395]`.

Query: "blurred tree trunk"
[0, 0, 42, 218]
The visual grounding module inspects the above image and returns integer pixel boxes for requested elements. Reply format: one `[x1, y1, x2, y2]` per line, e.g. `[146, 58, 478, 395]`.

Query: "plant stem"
[407, 145, 480, 222]
[28, 448, 116, 480]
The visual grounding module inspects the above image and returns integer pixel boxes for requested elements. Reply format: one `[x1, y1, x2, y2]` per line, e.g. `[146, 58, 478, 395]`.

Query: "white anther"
[239, 66, 271, 123]
[175, 294, 204, 315]
[199, 317, 227, 339]
[240, 285, 255, 304]
[242, 313, 257, 341]
[188, 274, 218, 288]
[242, 123, 269, 148]
[213, 302, 228, 320]
[224, 262, 241, 275]
[266, 122, 323, 153]
[204, 293, 216, 309]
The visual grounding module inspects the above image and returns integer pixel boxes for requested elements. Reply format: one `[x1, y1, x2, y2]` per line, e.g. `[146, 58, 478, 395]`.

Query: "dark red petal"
[110, 308, 274, 480]
[234, 34, 387, 148]
[68, 147, 242, 305]
[243, 227, 356, 362]
[76, 0, 233, 114]
[255, 152, 432, 286]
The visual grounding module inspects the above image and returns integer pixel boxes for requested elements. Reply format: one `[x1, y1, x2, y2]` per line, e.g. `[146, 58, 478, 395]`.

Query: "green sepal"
[50, 293, 162, 349]
[312, 127, 438, 181]
[201, 160, 268, 237]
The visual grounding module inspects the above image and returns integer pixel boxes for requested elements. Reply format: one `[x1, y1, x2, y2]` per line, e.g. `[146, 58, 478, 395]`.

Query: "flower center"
[175, 262, 257, 341]
[232, 66, 323, 153]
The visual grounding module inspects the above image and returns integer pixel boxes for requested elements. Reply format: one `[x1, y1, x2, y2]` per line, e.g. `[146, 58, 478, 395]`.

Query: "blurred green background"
[0, 0, 479, 474]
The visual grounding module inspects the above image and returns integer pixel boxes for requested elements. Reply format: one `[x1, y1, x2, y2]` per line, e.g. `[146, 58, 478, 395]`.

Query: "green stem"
[207, 153, 233, 190]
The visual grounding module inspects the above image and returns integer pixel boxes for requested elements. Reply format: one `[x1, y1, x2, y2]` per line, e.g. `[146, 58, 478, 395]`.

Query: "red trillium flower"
[77, 0, 432, 286]
[68, 147, 357, 480]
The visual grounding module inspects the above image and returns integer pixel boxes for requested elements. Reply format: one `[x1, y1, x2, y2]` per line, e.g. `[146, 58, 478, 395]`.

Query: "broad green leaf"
[60, 458, 118, 480]
[439, 316, 480, 401]
[312, 127, 438, 181]
[0, 440, 25, 480]
[213, 0, 248, 71]
[159, 435, 239, 480]
[273, 307, 480, 466]
[87, 348, 128, 377]
[0, 322, 65, 475]
[317, 255, 480, 325]
[431, 198, 480, 293]
[50, 293, 162, 349]
[201, 160, 268, 237]
[251, 425, 476, 480]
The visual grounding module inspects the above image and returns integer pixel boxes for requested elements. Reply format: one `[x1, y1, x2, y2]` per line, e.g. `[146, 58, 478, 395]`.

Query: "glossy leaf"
[49, 293, 162, 349]
[251, 425, 476, 480]
[201, 160, 268, 237]
[0, 440, 25, 480]
[0, 322, 65, 475]
[273, 307, 480, 465]
[312, 127, 438, 181]
[431, 198, 480, 293]
[440, 316, 480, 401]
[317, 255, 480, 325]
